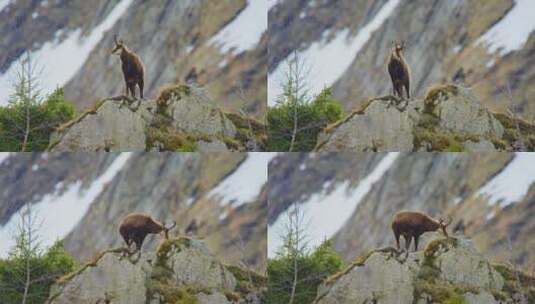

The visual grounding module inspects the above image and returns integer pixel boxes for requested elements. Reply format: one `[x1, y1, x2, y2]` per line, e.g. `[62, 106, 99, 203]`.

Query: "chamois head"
[111, 35, 126, 55]
[392, 41, 406, 56]
[161, 220, 177, 239]
[437, 215, 452, 237]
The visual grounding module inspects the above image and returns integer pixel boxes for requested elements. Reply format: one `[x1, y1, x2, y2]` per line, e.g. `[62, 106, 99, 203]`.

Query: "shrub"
[266, 240, 344, 304]
[0, 88, 75, 151]
[268, 88, 343, 151]
[0, 240, 78, 304]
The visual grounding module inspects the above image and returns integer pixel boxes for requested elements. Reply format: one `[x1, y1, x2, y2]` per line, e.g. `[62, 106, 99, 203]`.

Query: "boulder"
[314, 233, 532, 304]
[48, 85, 264, 152]
[315, 85, 525, 152]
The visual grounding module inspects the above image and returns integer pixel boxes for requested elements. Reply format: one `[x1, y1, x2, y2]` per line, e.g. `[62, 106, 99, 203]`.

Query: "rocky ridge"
[315, 84, 535, 152]
[48, 85, 266, 152]
[314, 234, 534, 304]
[47, 237, 266, 304]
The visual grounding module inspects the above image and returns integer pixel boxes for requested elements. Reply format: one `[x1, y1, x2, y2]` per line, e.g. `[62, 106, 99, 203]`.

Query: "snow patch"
[209, 153, 276, 207]
[268, 153, 399, 257]
[0, 0, 133, 105]
[477, 0, 535, 55]
[0, 153, 132, 257]
[268, 0, 400, 105]
[209, 0, 267, 54]
[0, 152, 9, 165]
[452, 45, 462, 54]
[477, 153, 535, 207]
[0, 0, 11, 12]
[486, 59, 496, 68]
[267, 0, 280, 11]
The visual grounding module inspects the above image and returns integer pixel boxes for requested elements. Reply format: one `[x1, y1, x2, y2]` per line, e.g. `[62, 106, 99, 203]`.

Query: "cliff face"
[0, 153, 268, 271]
[0, 0, 266, 118]
[48, 85, 266, 152]
[268, 153, 535, 271]
[314, 234, 534, 304]
[48, 237, 266, 304]
[269, 0, 535, 119]
[315, 85, 535, 152]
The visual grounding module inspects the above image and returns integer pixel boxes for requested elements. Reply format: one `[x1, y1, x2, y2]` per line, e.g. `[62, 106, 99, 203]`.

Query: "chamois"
[391, 211, 451, 252]
[118, 213, 176, 256]
[111, 35, 145, 99]
[387, 41, 411, 99]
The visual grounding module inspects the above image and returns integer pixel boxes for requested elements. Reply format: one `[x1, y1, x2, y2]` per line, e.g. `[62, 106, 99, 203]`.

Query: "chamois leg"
[394, 230, 401, 251]
[129, 83, 137, 99]
[414, 235, 419, 252]
[403, 234, 411, 252]
[138, 79, 144, 99]
[404, 81, 410, 99]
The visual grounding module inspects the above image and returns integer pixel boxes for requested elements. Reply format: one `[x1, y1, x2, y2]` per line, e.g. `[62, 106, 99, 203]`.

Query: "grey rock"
[154, 238, 237, 291]
[316, 85, 507, 152]
[463, 139, 497, 151]
[428, 87, 504, 139]
[49, 251, 148, 304]
[197, 292, 231, 304]
[50, 98, 149, 152]
[315, 250, 415, 304]
[464, 291, 498, 304]
[435, 238, 504, 290]
[167, 87, 237, 138]
[317, 97, 420, 152]
[196, 140, 230, 151]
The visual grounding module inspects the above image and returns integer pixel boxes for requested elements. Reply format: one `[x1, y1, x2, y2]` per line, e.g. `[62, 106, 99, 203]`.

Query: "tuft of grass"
[423, 237, 458, 260]
[225, 264, 267, 295]
[492, 263, 535, 301]
[414, 280, 468, 304]
[424, 84, 459, 105]
[413, 127, 465, 152]
[155, 237, 193, 269]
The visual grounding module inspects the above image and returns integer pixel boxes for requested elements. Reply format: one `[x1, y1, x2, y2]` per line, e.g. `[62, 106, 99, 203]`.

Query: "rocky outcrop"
[314, 234, 534, 304]
[48, 85, 266, 152]
[47, 237, 266, 304]
[315, 85, 534, 152]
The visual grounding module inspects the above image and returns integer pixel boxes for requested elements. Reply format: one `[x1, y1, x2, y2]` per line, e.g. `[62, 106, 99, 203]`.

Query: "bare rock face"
[315, 85, 530, 152]
[315, 248, 416, 304]
[48, 238, 266, 304]
[314, 234, 531, 304]
[48, 85, 264, 152]
[49, 98, 152, 152]
[316, 96, 421, 152]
